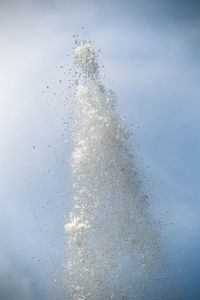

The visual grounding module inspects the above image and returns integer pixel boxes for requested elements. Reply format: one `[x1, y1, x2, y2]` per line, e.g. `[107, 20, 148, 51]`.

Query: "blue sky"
[1, 0, 200, 299]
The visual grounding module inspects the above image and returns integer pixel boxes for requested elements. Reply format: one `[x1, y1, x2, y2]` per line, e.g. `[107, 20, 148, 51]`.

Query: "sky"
[1, 0, 200, 299]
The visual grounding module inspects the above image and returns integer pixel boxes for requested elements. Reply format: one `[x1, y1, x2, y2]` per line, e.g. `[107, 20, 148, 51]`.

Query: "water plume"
[65, 36, 166, 300]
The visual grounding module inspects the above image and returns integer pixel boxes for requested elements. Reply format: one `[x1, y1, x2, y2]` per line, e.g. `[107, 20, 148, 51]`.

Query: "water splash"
[65, 37, 167, 300]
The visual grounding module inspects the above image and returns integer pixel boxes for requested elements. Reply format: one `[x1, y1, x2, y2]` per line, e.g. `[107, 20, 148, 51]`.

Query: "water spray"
[64, 36, 167, 300]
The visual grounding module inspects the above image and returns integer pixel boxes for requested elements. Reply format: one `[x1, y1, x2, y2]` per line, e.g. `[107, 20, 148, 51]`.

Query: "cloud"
[0, 251, 32, 300]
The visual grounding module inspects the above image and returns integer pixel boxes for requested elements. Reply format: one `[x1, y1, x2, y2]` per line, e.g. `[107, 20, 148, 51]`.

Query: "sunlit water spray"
[64, 37, 167, 300]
